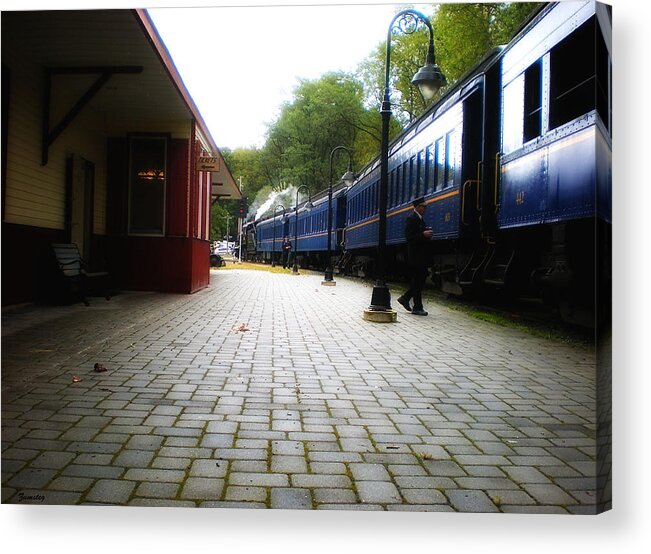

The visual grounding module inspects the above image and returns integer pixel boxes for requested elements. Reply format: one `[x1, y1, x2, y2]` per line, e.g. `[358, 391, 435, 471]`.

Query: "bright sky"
[147, 2, 414, 150]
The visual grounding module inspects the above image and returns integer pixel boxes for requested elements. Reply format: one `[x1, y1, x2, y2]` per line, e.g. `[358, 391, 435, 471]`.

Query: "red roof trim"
[132, 8, 217, 152]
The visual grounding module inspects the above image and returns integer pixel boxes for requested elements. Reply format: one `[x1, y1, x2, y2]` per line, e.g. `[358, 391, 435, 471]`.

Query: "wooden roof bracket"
[41, 65, 143, 166]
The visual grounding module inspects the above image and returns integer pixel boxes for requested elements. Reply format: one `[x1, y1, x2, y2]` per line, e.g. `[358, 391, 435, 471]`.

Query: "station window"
[523, 60, 542, 142]
[1, 65, 8, 219]
[128, 136, 167, 236]
[549, 17, 601, 130]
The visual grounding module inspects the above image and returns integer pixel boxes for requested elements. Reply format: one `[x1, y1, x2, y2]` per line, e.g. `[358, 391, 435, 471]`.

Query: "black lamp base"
[368, 281, 392, 311]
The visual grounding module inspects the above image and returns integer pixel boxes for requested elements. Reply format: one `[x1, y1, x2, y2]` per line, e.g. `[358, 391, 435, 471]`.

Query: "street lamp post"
[323, 146, 356, 286]
[292, 184, 312, 275]
[271, 203, 285, 267]
[364, 8, 447, 322]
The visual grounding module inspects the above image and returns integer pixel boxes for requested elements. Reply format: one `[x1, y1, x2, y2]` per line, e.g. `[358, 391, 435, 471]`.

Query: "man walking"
[397, 197, 433, 316]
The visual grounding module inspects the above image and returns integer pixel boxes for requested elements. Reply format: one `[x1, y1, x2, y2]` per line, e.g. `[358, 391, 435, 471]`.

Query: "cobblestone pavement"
[1, 269, 599, 512]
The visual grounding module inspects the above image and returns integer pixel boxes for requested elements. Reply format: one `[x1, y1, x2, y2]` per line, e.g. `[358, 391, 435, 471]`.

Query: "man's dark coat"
[405, 211, 430, 267]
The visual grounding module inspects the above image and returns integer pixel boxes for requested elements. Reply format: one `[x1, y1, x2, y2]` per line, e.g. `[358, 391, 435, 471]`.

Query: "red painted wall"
[167, 138, 189, 237]
[190, 238, 210, 291]
[103, 133, 210, 296]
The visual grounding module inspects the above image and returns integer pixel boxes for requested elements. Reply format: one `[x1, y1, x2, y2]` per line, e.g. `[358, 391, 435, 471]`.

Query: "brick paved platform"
[1, 269, 600, 512]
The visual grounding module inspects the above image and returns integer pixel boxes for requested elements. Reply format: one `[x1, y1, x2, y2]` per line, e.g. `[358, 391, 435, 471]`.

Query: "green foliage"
[219, 146, 273, 208]
[434, 2, 542, 84]
[210, 200, 236, 242]
[261, 71, 385, 196]
[357, 8, 437, 126]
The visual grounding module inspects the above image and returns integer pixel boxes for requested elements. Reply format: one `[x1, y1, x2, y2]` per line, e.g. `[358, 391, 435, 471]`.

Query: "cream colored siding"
[3, 56, 192, 235]
[3, 47, 107, 232]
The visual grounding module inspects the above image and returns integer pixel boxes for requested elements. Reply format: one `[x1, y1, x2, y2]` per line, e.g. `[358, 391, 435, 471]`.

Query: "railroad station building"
[1, 9, 240, 306]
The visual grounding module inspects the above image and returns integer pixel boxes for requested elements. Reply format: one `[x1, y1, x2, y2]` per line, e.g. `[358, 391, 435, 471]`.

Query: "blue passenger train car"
[255, 212, 288, 263]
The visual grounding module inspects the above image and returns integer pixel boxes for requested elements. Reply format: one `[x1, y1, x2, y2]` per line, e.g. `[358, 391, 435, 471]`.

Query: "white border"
[2, 1, 650, 553]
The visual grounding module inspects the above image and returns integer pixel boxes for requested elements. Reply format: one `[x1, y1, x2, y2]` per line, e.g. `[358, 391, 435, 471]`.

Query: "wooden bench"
[51, 243, 111, 306]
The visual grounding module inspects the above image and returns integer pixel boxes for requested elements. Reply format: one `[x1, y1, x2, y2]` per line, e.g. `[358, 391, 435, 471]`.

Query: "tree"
[220, 147, 272, 210]
[210, 200, 233, 242]
[261, 72, 384, 196]
[358, 26, 436, 125]
[434, 2, 542, 84]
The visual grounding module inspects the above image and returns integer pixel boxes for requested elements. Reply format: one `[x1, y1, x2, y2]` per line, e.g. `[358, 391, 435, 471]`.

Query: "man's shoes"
[397, 297, 412, 312]
[411, 309, 428, 316]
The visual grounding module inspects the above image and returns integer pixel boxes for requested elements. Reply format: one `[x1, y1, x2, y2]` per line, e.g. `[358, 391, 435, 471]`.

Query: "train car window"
[408, 157, 415, 200]
[523, 60, 542, 142]
[394, 170, 400, 207]
[418, 151, 426, 197]
[549, 17, 597, 130]
[435, 138, 445, 192]
[375, 182, 379, 214]
[426, 145, 435, 194]
[503, 75, 524, 154]
[396, 166, 402, 206]
[445, 131, 456, 189]
[402, 161, 410, 204]
[389, 170, 396, 207]
[596, 21, 611, 132]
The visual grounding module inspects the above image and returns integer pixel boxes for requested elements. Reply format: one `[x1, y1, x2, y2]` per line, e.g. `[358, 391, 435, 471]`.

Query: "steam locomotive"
[241, 2, 612, 328]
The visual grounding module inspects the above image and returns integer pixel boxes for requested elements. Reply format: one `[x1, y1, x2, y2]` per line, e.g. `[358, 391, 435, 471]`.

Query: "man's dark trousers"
[403, 266, 428, 311]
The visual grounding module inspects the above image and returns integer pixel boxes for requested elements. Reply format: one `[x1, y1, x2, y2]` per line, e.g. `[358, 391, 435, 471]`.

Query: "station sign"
[196, 156, 220, 172]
